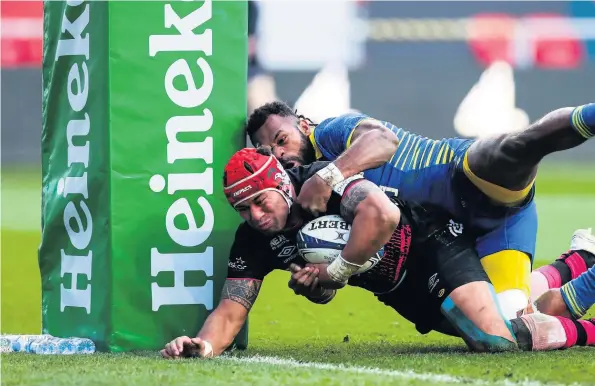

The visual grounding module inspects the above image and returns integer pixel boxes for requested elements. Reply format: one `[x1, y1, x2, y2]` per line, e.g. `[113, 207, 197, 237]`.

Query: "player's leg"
[473, 203, 538, 320]
[478, 226, 595, 321]
[479, 249, 531, 319]
[530, 228, 595, 302]
[375, 228, 514, 350]
[465, 205, 595, 320]
[423, 225, 519, 351]
[460, 104, 595, 310]
[436, 240, 595, 352]
[512, 262, 595, 350]
[513, 265, 595, 350]
[441, 280, 518, 352]
[472, 211, 595, 350]
[375, 262, 464, 339]
[509, 313, 595, 351]
[463, 104, 594, 206]
[444, 272, 595, 351]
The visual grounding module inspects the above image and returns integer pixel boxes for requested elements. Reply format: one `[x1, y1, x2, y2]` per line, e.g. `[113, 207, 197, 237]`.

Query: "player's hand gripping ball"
[297, 214, 379, 275]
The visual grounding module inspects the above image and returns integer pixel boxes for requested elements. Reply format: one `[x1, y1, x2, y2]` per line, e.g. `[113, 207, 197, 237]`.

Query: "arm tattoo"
[221, 279, 262, 311]
[340, 180, 376, 222]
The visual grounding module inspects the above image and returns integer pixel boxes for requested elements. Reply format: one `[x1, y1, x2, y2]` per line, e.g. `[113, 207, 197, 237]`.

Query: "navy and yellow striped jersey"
[560, 265, 595, 319]
[310, 113, 473, 215]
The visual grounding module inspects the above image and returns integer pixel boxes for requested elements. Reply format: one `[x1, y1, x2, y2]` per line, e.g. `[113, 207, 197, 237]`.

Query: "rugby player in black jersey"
[160, 147, 595, 359]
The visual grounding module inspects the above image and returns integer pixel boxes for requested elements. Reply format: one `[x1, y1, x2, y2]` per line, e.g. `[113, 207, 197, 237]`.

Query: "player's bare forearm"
[340, 180, 400, 266]
[196, 279, 261, 355]
[333, 121, 399, 178]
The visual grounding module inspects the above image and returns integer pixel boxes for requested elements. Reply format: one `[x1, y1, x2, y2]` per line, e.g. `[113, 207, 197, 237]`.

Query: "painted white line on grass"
[219, 355, 577, 386]
[220, 354, 464, 384]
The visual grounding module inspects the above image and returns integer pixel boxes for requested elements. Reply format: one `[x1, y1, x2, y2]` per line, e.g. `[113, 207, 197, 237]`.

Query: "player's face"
[235, 191, 289, 235]
[252, 115, 316, 168]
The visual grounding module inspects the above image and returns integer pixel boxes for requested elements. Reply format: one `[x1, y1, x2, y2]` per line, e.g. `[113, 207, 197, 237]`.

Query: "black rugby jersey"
[226, 161, 454, 295]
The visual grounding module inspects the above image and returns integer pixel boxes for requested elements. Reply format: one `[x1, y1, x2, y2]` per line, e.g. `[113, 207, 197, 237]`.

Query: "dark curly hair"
[245, 101, 315, 145]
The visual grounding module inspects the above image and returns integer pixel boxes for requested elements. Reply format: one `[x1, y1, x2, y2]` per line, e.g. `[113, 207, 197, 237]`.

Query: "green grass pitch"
[2, 163, 595, 385]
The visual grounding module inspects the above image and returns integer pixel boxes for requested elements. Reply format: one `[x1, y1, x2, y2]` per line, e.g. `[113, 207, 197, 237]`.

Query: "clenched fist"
[296, 175, 332, 216]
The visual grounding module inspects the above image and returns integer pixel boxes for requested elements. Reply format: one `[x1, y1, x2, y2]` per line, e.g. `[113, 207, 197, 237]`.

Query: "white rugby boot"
[569, 228, 595, 256]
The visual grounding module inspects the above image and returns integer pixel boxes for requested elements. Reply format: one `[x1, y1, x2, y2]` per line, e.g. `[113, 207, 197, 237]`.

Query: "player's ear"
[298, 118, 311, 135]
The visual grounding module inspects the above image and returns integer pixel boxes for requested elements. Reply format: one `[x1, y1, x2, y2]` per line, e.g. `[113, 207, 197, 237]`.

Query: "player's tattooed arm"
[339, 179, 381, 222]
[338, 180, 401, 267]
[221, 279, 263, 311]
[192, 278, 263, 356]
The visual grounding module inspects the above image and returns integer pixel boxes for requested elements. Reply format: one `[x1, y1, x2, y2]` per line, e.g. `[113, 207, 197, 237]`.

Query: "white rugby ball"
[296, 214, 380, 275]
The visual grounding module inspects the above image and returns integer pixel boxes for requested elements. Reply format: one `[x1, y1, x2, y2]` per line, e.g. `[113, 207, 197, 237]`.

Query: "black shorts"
[376, 215, 491, 336]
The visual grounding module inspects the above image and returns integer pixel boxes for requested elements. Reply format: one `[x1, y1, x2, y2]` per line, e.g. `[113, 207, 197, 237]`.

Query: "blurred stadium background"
[4, 1, 595, 166]
[2, 1, 595, 383]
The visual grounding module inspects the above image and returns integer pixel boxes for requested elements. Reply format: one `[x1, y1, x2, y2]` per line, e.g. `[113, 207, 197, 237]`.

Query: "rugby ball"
[296, 214, 380, 275]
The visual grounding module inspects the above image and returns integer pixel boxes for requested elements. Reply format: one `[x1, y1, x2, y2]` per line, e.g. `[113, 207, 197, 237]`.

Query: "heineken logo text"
[148, 0, 215, 312]
[57, 0, 93, 315]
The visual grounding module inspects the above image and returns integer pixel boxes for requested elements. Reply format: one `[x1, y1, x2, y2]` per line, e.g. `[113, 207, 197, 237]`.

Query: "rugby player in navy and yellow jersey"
[245, 101, 595, 320]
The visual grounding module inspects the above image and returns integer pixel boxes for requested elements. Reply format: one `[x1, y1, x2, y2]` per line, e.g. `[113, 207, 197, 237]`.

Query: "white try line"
[218, 354, 578, 386]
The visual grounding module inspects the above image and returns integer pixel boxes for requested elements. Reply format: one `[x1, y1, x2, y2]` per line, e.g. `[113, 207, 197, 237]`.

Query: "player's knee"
[441, 282, 518, 352]
[496, 289, 529, 320]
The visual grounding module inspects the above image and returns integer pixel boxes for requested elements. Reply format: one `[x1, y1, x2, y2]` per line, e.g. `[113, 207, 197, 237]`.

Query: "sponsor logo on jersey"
[448, 219, 464, 237]
[270, 234, 289, 250]
[428, 272, 440, 293]
[278, 245, 297, 262]
[228, 257, 247, 271]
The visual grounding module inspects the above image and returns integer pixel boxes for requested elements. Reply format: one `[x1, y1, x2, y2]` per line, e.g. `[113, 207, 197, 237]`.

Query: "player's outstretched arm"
[297, 119, 398, 216]
[332, 119, 399, 179]
[160, 278, 262, 359]
[320, 179, 401, 288]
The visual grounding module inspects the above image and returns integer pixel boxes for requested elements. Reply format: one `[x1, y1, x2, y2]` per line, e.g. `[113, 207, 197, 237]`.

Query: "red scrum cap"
[223, 148, 294, 210]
